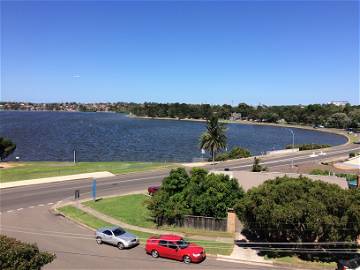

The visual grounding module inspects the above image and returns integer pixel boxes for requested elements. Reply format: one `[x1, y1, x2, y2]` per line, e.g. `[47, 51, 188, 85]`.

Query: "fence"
[182, 215, 227, 231]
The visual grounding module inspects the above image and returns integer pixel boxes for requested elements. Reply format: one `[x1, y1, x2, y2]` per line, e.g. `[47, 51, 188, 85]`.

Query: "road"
[1, 143, 359, 269]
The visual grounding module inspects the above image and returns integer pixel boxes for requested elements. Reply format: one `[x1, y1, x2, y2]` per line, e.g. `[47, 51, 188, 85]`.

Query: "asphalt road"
[0, 142, 359, 269]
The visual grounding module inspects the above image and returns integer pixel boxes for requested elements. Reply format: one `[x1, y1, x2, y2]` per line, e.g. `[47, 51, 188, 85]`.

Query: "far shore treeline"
[2, 101, 360, 129]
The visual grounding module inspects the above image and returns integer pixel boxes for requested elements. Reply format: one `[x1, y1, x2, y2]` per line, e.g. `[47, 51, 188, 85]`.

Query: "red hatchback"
[145, 234, 206, 264]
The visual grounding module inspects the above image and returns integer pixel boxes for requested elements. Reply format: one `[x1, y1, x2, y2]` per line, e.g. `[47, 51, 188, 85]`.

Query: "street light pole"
[288, 129, 295, 168]
[73, 149, 76, 164]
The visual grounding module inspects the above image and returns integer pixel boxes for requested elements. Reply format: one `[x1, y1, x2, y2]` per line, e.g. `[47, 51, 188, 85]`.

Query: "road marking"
[47, 202, 54, 205]
[29, 206, 34, 208]
[16, 208, 23, 211]
[38, 204, 44, 207]
[6, 210, 14, 213]
[57, 200, 62, 203]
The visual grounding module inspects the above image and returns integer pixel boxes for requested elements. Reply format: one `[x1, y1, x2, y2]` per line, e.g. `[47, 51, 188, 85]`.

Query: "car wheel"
[151, 250, 159, 258]
[117, 242, 125, 250]
[183, 255, 191, 264]
[96, 237, 102, 244]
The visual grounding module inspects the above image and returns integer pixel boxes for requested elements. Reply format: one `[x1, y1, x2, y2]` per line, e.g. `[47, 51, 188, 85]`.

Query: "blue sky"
[1, 1, 359, 105]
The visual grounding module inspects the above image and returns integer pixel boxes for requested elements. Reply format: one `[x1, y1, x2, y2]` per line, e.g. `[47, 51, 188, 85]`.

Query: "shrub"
[0, 234, 55, 269]
[214, 147, 251, 161]
[235, 176, 360, 262]
[286, 143, 330, 151]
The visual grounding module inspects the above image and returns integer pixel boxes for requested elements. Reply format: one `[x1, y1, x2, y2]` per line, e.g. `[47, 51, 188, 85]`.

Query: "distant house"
[329, 101, 349, 106]
[230, 112, 242, 121]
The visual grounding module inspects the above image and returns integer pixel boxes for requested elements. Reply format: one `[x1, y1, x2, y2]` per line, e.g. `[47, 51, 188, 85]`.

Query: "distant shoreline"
[128, 114, 351, 146]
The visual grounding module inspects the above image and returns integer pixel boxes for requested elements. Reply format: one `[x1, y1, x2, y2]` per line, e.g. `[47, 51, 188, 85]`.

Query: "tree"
[327, 113, 351, 129]
[199, 115, 227, 162]
[0, 234, 55, 269]
[235, 176, 360, 261]
[349, 109, 360, 128]
[251, 157, 267, 172]
[0, 137, 16, 161]
[147, 168, 245, 224]
[184, 168, 245, 218]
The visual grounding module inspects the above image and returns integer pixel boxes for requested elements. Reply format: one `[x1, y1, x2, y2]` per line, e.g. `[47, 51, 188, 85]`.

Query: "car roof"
[159, 234, 183, 241]
[97, 226, 121, 232]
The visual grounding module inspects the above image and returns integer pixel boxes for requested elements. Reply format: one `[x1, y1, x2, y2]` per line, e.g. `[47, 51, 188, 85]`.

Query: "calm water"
[0, 111, 347, 162]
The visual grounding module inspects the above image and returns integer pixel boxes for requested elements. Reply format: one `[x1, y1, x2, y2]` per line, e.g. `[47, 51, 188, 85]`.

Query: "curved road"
[1, 143, 359, 269]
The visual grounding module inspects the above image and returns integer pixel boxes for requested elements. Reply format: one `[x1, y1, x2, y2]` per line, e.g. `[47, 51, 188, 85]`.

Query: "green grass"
[0, 161, 174, 183]
[84, 194, 155, 228]
[269, 256, 336, 269]
[57, 205, 232, 255]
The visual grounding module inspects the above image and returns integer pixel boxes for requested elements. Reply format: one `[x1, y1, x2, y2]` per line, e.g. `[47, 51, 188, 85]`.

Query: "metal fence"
[182, 215, 227, 231]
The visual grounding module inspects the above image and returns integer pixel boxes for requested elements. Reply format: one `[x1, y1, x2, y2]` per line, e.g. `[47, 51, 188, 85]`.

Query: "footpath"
[0, 171, 115, 189]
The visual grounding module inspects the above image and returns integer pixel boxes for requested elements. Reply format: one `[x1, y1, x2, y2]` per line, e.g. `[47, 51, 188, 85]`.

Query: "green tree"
[199, 116, 227, 162]
[184, 168, 245, 218]
[327, 113, 351, 129]
[0, 137, 16, 161]
[235, 176, 360, 261]
[147, 168, 245, 224]
[251, 157, 266, 172]
[0, 234, 55, 269]
[349, 109, 360, 128]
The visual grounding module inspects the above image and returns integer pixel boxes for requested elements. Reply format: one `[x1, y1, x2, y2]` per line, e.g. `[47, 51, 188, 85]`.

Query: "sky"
[1, 1, 359, 105]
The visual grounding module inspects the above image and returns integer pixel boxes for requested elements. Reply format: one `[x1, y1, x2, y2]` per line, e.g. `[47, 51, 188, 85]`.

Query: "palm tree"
[199, 115, 227, 162]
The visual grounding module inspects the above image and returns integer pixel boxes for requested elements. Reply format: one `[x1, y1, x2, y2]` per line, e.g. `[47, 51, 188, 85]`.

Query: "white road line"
[57, 200, 62, 203]
[6, 210, 14, 213]
[29, 206, 34, 208]
[38, 204, 44, 207]
[47, 202, 54, 205]
[16, 208, 23, 211]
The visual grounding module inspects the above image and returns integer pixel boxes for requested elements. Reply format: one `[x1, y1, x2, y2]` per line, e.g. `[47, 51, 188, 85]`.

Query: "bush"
[0, 234, 55, 269]
[147, 168, 244, 225]
[235, 176, 360, 262]
[286, 143, 330, 151]
[251, 157, 267, 172]
[214, 147, 251, 161]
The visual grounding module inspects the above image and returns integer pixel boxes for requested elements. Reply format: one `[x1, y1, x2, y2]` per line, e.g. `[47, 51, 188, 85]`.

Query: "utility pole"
[73, 149, 76, 164]
[288, 129, 295, 168]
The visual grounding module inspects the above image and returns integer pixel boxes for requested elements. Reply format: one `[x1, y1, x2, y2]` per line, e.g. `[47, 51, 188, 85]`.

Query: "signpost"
[92, 179, 97, 201]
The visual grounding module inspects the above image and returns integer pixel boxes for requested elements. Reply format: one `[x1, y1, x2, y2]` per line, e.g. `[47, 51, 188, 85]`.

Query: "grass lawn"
[57, 205, 233, 255]
[0, 161, 174, 183]
[269, 256, 337, 269]
[84, 194, 155, 228]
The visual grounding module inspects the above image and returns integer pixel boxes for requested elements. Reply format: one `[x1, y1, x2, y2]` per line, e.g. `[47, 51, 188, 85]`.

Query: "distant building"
[229, 112, 242, 121]
[329, 101, 349, 106]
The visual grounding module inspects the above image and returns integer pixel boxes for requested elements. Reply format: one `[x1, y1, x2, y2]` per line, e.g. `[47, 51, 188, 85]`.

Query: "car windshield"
[177, 239, 189, 249]
[112, 228, 126, 236]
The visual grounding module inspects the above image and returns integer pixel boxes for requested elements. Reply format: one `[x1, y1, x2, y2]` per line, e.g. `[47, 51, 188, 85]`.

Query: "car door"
[157, 240, 168, 257]
[166, 241, 180, 260]
[102, 230, 113, 244]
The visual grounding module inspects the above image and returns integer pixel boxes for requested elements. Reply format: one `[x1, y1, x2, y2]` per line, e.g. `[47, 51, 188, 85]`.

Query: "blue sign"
[92, 179, 96, 200]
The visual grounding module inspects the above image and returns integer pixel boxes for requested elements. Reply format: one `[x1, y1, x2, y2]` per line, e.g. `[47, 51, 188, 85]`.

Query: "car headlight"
[192, 253, 201, 257]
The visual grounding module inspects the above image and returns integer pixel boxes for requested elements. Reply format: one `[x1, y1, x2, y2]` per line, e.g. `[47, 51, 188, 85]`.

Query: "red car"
[147, 186, 160, 195]
[145, 234, 206, 264]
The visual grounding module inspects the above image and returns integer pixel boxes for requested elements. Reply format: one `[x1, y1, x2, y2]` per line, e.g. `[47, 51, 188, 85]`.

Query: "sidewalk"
[0, 171, 115, 189]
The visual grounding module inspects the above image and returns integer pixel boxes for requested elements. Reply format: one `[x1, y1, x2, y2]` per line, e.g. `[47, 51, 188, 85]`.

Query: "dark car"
[145, 234, 206, 264]
[337, 257, 360, 270]
[148, 186, 160, 195]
